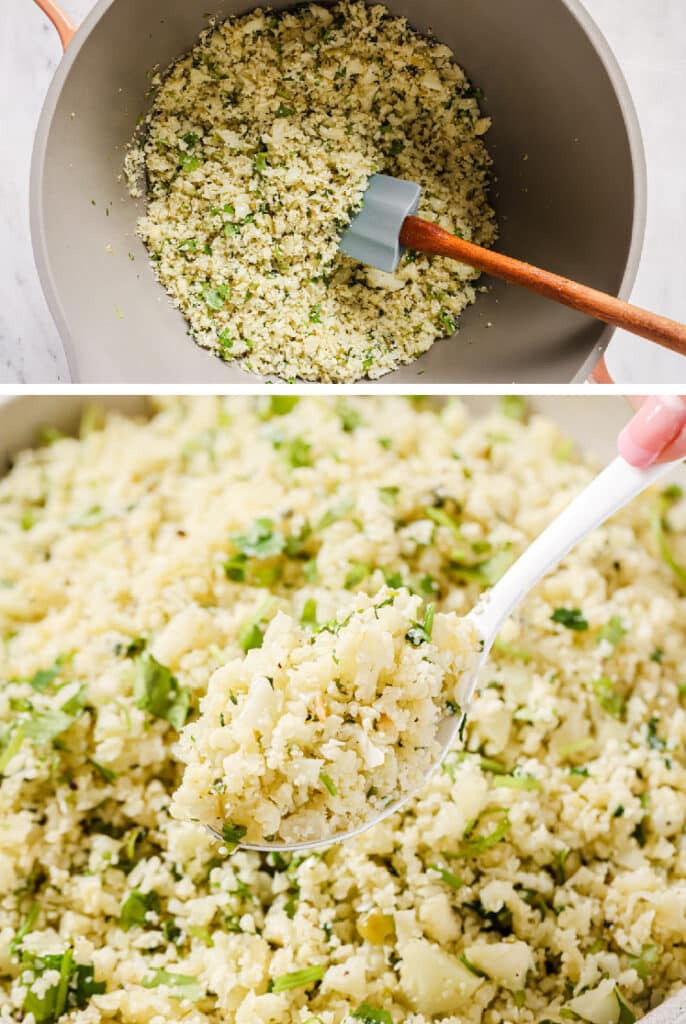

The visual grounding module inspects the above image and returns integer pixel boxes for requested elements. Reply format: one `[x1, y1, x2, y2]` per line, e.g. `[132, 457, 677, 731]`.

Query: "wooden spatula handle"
[400, 216, 686, 358]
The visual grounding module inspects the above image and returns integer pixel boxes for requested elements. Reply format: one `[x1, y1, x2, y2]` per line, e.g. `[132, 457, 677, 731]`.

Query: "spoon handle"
[474, 456, 679, 647]
[399, 217, 686, 357]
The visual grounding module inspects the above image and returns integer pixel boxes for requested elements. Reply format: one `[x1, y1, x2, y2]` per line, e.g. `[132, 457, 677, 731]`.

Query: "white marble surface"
[1, 0, 685, 386]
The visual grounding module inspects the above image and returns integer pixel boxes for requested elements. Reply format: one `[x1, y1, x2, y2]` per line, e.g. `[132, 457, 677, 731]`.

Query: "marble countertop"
[1, 0, 685, 387]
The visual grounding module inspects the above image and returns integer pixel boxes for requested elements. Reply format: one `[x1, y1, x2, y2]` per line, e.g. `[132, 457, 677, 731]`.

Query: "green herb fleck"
[142, 970, 203, 1001]
[319, 770, 337, 796]
[551, 608, 589, 631]
[271, 965, 325, 993]
[133, 654, 191, 730]
[352, 1003, 393, 1024]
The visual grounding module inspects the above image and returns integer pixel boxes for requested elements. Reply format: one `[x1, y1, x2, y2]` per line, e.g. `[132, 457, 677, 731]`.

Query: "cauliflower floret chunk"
[464, 940, 533, 991]
[399, 938, 483, 1015]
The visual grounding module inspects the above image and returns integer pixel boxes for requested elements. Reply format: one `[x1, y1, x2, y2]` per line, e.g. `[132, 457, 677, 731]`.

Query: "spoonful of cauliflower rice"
[171, 588, 479, 849]
[172, 453, 682, 852]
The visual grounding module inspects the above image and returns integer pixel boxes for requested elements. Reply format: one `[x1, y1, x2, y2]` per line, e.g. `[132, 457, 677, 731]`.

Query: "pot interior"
[33, 0, 642, 383]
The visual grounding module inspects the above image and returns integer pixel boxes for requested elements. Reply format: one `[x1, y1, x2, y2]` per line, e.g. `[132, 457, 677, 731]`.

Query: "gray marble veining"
[0, 0, 684, 387]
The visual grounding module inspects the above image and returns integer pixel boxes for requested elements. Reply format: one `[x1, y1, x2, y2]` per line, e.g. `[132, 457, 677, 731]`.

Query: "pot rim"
[29, 0, 648, 385]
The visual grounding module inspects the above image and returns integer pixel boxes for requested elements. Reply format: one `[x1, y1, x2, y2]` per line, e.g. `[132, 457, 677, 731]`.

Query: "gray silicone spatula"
[339, 174, 686, 357]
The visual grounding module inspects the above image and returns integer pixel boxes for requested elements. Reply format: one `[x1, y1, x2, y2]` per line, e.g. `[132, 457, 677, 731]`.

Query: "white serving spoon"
[222, 454, 679, 855]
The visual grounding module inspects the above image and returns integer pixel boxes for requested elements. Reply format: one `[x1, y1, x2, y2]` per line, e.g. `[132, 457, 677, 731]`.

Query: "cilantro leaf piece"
[449, 810, 511, 857]
[10, 902, 39, 954]
[29, 659, 64, 692]
[222, 822, 248, 850]
[405, 603, 435, 646]
[119, 888, 161, 930]
[352, 1003, 393, 1024]
[133, 654, 191, 730]
[300, 598, 317, 627]
[142, 970, 203, 1000]
[257, 396, 299, 419]
[650, 486, 686, 593]
[628, 944, 658, 981]
[646, 715, 666, 751]
[271, 964, 325, 993]
[598, 616, 627, 650]
[500, 396, 529, 421]
[590, 676, 626, 719]
[319, 770, 337, 796]
[22, 685, 87, 745]
[551, 608, 589, 631]
[231, 519, 285, 559]
[344, 562, 371, 589]
[203, 283, 229, 310]
[428, 864, 464, 889]
[21, 949, 105, 1022]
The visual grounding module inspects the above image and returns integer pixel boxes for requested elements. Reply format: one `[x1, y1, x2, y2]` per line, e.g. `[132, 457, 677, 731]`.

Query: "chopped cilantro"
[87, 757, 117, 783]
[257, 396, 299, 419]
[336, 400, 363, 432]
[301, 598, 318, 626]
[379, 485, 400, 505]
[142, 970, 203, 1000]
[494, 772, 541, 791]
[628, 944, 658, 981]
[177, 237, 197, 252]
[459, 954, 489, 978]
[20, 948, 105, 1022]
[133, 654, 191, 730]
[271, 964, 325, 992]
[345, 562, 371, 589]
[591, 676, 626, 719]
[203, 283, 229, 310]
[319, 770, 337, 796]
[114, 636, 147, 658]
[29, 659, 64, 692]
[277, 435, 313, 468]
[254, 150, 269, 174]
[22, 685, 87, 745]
[231, 518, 285, 560]
[10, 902, 39, 953]
[616, 990, 637, 1024]
[428, 864, 464, 889]
[222, 822, 248, 850]
[405, 603, 435, 646]
[238, 600, 276, 652]
[119, 888, 160, 930]
[451, 547, 515, 587]
[598, 616, 627, 650]
[352, 1003, 393, 1024]
[650, 486, 686, 592]
[452, 810, 511, 857]
[551, 608, 589, 631]
[646, 716, 666, 750]
[500, 396, 528, 421]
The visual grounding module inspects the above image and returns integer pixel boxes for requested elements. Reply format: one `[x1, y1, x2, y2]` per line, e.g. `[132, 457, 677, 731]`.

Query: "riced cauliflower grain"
[1, 396, 685, 1024]
[172, 589, 478, 844]
[127, 2, 496, 381]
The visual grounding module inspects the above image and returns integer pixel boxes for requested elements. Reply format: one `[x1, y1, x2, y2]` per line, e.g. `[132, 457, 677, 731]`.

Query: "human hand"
[618, 396, 686, 467]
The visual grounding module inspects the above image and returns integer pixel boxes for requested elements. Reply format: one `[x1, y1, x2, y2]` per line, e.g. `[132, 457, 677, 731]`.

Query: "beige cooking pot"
[30, 0, 646, 383]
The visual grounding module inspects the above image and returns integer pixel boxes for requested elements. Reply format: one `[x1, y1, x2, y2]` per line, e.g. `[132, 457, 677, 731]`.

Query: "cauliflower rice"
[172, 588, 478, 845]
[127, 2, 496, 382]
[1, 396, 686, 1024]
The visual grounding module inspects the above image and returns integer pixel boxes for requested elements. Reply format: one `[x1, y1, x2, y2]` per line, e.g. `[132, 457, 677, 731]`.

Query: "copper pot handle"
[33, 0, 77, 49]
[589, 355, 614, 385]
